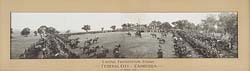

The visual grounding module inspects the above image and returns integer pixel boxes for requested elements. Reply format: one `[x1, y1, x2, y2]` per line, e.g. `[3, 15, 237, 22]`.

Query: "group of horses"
[69, 36, 124, 58]
[126, 31, 167, 44]
[126, 31, 142, 37]
[126, 31, 170, 58]
[150, 33, 167, 44]
[148, 31, 194, 58]
[83, 37, 99, 46]
[74, 37, 114, 58]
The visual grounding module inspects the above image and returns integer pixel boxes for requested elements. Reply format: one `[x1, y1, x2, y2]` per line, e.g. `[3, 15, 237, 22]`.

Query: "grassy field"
[70, 32, 176, 58]
[11, 32, 40, 59]
[11, 31, 178, 59]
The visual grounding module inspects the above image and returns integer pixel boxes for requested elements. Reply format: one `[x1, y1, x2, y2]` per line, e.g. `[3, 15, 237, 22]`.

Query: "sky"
[11, 12, 222, 33]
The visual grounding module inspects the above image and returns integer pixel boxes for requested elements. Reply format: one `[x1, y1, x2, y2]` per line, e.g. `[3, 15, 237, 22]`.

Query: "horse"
[150, 33, 157, 38]
[135, 31, 142, 38]
[92, 37, 99, 43]
[84, 39, 92, 46]
[127, 32, 132, 36]
[157, 37, 165, 44]
[161, 33, 167, 37]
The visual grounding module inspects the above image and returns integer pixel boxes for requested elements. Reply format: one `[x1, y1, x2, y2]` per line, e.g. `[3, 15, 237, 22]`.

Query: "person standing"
[113, 44, 121, 58]
[157, 49, 163, 58]
[34, 31, 38, 36]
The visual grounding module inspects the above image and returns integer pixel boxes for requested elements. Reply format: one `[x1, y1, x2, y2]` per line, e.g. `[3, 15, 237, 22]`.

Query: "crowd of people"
[176, 30, 237, 58]
[19, 34, 80, 59]
[19, 31, 125, 59]
[172, 32, 194, 58]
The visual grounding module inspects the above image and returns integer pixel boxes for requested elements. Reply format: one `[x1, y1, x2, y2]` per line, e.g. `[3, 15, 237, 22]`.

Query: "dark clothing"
[157, 51, 163, 58]
[113, 47, 120, 58]
[113, 48, 119, 54]
[114, 53, 120, 58]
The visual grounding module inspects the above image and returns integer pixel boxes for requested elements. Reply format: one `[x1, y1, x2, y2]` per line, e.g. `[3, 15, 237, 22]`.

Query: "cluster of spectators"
[176, 30, 237, 58]
[19, 34, 80, 59]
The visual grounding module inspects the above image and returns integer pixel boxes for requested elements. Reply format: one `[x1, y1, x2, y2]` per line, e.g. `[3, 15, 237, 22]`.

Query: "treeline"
[13, 13, 237, 38]
[120, 13, 237, 35]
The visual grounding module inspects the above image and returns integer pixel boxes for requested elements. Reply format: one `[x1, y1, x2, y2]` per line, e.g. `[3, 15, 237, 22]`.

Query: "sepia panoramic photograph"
[10, 12, 238, 59]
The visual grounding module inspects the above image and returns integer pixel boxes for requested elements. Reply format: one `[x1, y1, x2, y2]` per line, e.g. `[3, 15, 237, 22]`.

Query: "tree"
[21, 27, 30, 37]
[110, 25, 116, 31]
[218, 13, 237, 35]
[37, 25, 48, 38]
[185, 22, 196, 30]
[218, 13, 238, 44]
[200, 15, 219, 32]
[172, 20, 193, 30]
[121, 23, 134, 31]
[149, 20, 161, 27]
[55, 30, 60, 34]
[149, 20, 161, 26]
[159, 22, 172, 31]
[46, 27, 57, 34]
[195, 24, 204, 32]
[121, 24, 127, 30]
[148, 20, 162, 32]
[82, 25, 91, 32]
